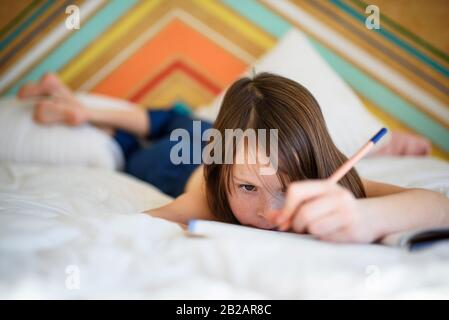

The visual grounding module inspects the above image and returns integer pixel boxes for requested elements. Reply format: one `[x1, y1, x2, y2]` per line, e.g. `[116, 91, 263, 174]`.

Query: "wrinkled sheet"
[1, 157, 448, 299]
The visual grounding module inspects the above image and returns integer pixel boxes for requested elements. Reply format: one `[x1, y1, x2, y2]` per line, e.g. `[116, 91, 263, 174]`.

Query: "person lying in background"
[17, 72, 447, 243]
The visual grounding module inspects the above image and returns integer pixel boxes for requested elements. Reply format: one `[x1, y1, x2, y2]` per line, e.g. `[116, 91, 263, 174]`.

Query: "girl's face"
[227, 162, 285, 229]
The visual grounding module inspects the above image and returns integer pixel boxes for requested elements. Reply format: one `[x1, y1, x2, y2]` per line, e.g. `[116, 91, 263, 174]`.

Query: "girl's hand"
[270, 180, 379, 243]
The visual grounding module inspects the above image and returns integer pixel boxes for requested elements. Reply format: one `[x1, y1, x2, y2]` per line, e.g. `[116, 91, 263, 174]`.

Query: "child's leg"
[19, 74, 216, 172]
[32, 95, 202, 139]
[84, 106, 149, 137]
[20, 73, 213, 140]
[115, 107, 214, 166]
[20, 74, 151, 136]
[32, 95, 150, 136]
[125, 117, 213, 197]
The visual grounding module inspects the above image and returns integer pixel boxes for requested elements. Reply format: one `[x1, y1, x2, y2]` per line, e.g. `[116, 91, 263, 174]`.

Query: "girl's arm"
[361, 179, 449, 240]
[271, 179, 449, 243]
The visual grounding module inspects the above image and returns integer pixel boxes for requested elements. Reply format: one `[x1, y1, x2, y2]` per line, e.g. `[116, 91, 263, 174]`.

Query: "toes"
[40, 72, 58, 85]
[33, 100, 51, 124]
[17, 82, 40, 99]
[32, 98, 87, 126]
[19, 73, 73, 100]
[40, 72, 72, 97]
[65, 107, 87, 126]
[65, 109, 81, 126]
[40, 73, 59, 89]
[33, 100, 63, 124]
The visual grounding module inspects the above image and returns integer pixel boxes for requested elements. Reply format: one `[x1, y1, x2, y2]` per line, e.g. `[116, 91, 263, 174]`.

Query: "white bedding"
[0, 157, 449, 299]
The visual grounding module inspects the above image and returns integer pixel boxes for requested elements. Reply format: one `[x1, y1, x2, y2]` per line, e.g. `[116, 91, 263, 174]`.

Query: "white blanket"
[0, 157, 448, 299]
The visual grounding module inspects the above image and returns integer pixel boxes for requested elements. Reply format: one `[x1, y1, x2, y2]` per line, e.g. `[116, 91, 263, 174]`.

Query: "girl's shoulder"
[144, 166, 216, 224]
[185, 165, 204, 194]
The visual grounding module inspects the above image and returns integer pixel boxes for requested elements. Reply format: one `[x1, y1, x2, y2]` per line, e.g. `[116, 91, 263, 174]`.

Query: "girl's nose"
[258, 195, 285, 221]
[256, 202, 270, 218]
[258, 195, 285, 218]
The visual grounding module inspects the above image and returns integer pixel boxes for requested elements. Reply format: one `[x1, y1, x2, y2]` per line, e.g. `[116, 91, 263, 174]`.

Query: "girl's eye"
[239, 184, 257, 192]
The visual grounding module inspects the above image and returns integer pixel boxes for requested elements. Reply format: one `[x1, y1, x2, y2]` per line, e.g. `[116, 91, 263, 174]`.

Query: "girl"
[19, 72, 449, 243]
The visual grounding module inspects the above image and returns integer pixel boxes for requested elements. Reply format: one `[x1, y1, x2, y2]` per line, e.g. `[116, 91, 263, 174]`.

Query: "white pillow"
[0, 94, 126, 170]
[195, 29, 389, 157]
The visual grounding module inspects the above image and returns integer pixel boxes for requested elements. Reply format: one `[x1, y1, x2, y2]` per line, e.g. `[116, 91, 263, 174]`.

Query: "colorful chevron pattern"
[0, 0, 448, 159]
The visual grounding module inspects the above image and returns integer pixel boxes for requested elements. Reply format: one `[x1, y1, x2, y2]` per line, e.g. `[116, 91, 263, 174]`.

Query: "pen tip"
[187, 220, 196, 233]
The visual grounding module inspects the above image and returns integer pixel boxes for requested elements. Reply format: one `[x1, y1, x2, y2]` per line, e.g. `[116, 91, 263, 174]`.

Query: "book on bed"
[187, 220, 449, 251]
[380, 227, 449, 251]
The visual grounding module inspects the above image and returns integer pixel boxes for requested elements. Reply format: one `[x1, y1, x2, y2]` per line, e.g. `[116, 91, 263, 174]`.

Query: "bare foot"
[374, 131, 431, 156]
[18, 73, 73, 100]
[33, 97, 88, 126]
[17, 82, 41, 99]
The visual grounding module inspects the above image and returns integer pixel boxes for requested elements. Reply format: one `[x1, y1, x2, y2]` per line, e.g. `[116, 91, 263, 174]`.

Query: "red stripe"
[129, 60, 222, 103]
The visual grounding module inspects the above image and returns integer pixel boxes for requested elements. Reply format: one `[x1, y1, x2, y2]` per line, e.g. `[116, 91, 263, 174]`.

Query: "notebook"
[187, 220, 449, 251]
[380, 228, 449, 251]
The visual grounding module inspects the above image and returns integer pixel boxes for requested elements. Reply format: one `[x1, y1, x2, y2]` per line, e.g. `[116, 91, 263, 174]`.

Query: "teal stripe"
[6, 0, 137, 96]
[0, 0, 42, 39]
[331, 0, 449, 79]
[221, 0, 290, 38]
[220, 0, 449, 149]
[0, 0, 53, 51]
[309, 38, 449, 152]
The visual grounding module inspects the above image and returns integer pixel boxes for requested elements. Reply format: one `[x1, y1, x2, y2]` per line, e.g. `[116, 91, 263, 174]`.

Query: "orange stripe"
[92, 19, 248, 98]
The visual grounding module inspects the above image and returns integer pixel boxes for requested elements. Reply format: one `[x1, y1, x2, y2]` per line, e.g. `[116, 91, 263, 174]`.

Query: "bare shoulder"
[361, 178, 405, 198]
[185, 165, 204, 194]
[144, 166, 216, 225]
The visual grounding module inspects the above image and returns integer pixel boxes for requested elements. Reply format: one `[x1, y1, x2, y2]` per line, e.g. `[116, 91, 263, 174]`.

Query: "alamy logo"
[65, 265, 80, 290]
[365, 265, 382, 290]
[170, 121, 279, 175]
[65, 5, 80, 30]
[365, 5, 380, 30]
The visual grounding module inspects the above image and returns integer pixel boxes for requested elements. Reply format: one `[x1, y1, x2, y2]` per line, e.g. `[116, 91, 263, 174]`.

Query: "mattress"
[0, 156, 448, 299]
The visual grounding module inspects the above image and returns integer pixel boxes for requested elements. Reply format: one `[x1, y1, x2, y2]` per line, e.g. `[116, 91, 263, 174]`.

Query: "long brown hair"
[203, 72, 366, 223]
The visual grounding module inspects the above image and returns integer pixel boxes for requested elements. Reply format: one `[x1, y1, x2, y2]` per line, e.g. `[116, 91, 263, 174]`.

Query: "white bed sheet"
[0, 156, 448, 299]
